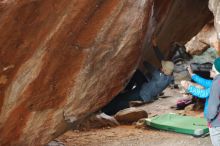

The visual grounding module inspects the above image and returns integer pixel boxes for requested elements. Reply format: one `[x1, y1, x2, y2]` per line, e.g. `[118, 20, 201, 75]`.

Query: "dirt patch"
[57, 87, 212, 146]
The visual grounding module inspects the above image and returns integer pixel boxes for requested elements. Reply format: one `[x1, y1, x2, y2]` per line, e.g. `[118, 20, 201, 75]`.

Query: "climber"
[102, 37, 175, 115]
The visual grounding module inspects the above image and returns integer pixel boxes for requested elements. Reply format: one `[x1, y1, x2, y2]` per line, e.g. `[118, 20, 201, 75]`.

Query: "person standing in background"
[206, 57, 220, 146]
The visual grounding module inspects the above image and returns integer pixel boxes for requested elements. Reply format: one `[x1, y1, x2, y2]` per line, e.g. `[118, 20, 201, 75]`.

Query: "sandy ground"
[57, 88, 212, 146]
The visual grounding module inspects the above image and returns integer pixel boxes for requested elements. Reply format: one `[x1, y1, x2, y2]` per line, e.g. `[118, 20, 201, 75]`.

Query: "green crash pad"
[145, 113, 209, 136]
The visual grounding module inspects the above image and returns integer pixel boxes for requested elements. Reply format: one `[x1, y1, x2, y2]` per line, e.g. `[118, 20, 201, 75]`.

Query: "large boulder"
[0, 0, 152, 145]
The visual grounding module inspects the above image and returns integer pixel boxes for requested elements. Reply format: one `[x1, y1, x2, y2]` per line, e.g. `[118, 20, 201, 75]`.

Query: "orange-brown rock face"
[0, 0, 153, 145]
[0, 0, 213, 145]
[143, 0, 212, 66]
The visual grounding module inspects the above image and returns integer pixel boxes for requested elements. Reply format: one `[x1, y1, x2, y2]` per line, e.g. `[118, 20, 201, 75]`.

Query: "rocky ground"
[56, 87, 212, 146]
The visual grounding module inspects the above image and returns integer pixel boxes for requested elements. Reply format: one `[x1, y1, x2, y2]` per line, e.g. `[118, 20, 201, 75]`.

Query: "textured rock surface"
[185, 23, 217, 55]
[142, 0, 212, 67]
[209, 0, 220, 55]
[0, 0, 213, 145]
[74, 113, 119, 130]
[0, 0, 152, 145]
[209, 0, 220, 39]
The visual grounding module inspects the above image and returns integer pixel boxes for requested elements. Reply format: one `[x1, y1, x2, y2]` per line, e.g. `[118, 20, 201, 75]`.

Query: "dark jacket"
[206, 74, 220, 127]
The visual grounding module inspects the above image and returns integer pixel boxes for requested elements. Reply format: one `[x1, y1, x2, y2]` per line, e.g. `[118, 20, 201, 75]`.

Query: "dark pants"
[102, 70, 146, 115]
[102, 88, 142, 115]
